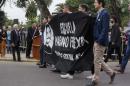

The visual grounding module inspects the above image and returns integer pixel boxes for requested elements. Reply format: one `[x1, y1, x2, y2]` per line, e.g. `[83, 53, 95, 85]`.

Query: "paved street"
[0, 54, 130, 86]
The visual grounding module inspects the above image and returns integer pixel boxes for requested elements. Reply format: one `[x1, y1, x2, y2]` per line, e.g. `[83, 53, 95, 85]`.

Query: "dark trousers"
[105, 44, 122, 64]
[12, 46, 21, 61]
[40, 44, 46, 65]
[26, 41, 32, 58]
[91, 64, 95, 74]
[121, 36, 130, 70]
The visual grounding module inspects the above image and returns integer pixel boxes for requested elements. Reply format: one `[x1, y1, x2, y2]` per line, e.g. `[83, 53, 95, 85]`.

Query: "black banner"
[44, 12, 95, 72]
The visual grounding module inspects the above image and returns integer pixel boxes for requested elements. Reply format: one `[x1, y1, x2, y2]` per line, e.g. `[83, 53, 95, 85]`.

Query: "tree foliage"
[64, 0, 130, 26]
[25, 1, 37, 20]
[16, 0, 52, 22]
[55, 3, 64, 13]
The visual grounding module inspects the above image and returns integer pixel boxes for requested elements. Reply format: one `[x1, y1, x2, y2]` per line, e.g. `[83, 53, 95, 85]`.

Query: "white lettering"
[55, 36, 86, 49]
[60, 21, 76, 35]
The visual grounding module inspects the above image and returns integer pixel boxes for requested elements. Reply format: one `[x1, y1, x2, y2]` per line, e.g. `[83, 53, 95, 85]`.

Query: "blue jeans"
[40, 44, 45, 65]
[121, 36, 130, 70]
[7, 40, 11, 53]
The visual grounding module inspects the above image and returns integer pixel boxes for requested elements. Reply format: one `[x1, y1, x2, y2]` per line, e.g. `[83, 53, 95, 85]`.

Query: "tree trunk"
[35, 0, 51, 21]
[0, 0, 6, 8]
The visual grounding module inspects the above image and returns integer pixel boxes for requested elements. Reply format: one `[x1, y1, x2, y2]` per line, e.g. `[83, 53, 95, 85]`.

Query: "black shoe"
[18, 58, 21, 62]
[18, 60, 22, 62]
[91, 80, 98, 86]
[26, 56, 30, 58]
[109, 72, 116, 84]
[39, 65, 47, 68]
[117, 69, 124, 74]
[116, 64, 121, 67]
[101, 68, 103, 71]
[13, 59, 16, 61]
[104, 58, 108, 63]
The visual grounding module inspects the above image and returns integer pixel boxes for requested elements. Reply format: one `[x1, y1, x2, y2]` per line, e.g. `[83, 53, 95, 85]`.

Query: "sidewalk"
[0, 53, 38, 62]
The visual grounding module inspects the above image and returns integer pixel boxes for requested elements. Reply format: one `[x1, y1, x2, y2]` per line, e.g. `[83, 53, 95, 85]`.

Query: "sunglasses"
[111, 21, 114, 23]
[110, 19, 114, 23]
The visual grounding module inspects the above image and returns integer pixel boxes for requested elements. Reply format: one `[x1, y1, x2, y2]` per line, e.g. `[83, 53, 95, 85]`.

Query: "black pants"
[91, 64, 95, 74]
[105, 44, 122, 64]
[40, 44, 46, 65]
[12, 46, 21, 61]
[26, 41, 32, 58]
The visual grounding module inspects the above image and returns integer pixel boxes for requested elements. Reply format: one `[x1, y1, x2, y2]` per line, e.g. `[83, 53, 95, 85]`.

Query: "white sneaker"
[86, 75, 94, 79]
[60, 74, 73, 79]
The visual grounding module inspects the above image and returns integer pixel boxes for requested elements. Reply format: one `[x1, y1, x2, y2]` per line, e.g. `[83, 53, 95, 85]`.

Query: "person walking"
[92, 0, 116, 85]
[11, 24, 21, 61]
[26, 23, 36, 59]
[39, 17, 48, 68]
[117, 4, 130, 73]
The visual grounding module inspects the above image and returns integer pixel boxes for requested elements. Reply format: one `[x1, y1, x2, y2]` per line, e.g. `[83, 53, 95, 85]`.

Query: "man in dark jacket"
[78, 3, 95, 79]
[38, 17, 48, 68]
[26, 23, 36, 58]
[92, 0, 116, 85]
[11, 24, 21, 61]
[105, 15, 122, 65]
